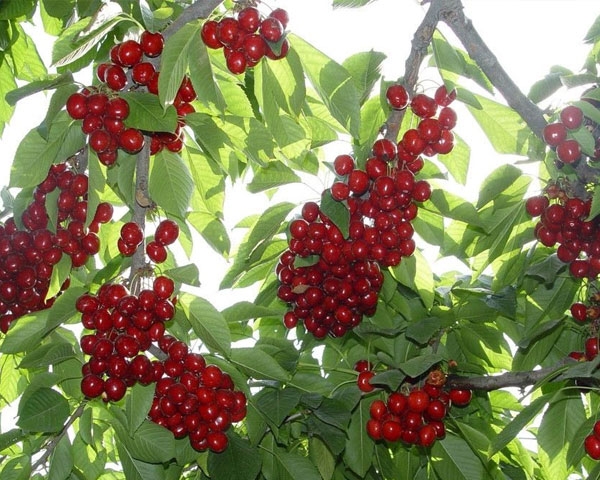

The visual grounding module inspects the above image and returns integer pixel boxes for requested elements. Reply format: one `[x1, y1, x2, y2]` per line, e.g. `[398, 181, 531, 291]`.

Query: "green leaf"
[9, 24, 46, 81]
[405, 317, 442, 344]
[538, 390, 586, 479]
[48, 435, 74, 480]
[0, 0, 35, 19]
[126, 383, 156, 436]
[179, 293, 231, 357]
[255, 387, 301, 427]
[436, 132, 470, 185]
[290, 34, 360, 137]
[149, 150, 194, 218]
[123, 420, 175, 464]
[262, 441, 322, 480]
[247, 161, 301, 193]
[396, 354, 443, 378]
[320, 189, 350, 239]
[477, 164, 523, 209]
[17, 387, 70, 432]
[466, 94, 531, 155]
[333, 0, 375, 7]
[207, 432, 262, 480]
[0, 49, 17, 132]
[187, 211, 230, 256]
[584, 14, 600, 43]
[163, 264, 200, 287]
[342, 50, 386, 105]
[391, 251, 435, 309]
[0, 311, 49, 354]
[116, 441, 167, 480]
[158, 21, 202, 107]
[431, 433, 486, 480]
[432, 30, 465, 78]
[120, 92, 178, 132]
[188, 37, 226, 111]
[230, 347, 290, 382]
[261, 46, 306, 116]
[528, 69, 569, 103]
[313, 398, 351, 431]
[343, 400, 373, 477]
[309, 436, 335, 480]
[429, 188, 482, 227]
[221, 301, 285, 323]
[18, 341, 75, 369]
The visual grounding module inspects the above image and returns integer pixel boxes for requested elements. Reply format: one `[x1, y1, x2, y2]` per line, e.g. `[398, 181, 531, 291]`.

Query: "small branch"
[162, 0, 223, 41]
[444, 358, 596, 392]
[439, 1, 547, 139]
[31, 403, 86, 473]
[129, 138, 153, 287]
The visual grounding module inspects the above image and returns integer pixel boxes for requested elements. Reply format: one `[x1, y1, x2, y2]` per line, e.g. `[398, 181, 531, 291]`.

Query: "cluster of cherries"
[78, 276, 177, 401]
[66, 30, 197, 164]
[542, 104, 594, 165]
[276, 84, 456, 339]
[567, 290, 600, 363]
[201, 6, 289, 75]
[118, 218, 179, 264]
[525, 182, 600, 279]
[148, 335, 247, 453]
[356, 363, 472, 448]
[0, 163, 113, 334]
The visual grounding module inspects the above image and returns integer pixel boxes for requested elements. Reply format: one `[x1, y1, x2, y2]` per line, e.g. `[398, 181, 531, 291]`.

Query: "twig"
[31, 402, 86, 473]
[162, 0, 223, 41]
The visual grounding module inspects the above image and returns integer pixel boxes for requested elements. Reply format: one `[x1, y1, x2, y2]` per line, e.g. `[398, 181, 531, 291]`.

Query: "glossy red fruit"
[353, 359, 372, 373]
[155, 219, 180, 246]
[418, 424, 437, 447]
[585, 434, 600, 460]
[556, 139, 581, 164]
[146, 240, 167, 263]
[542, 122, 567, 146]
[132, 62, 156, 85]
[411, 93, 437, 118]
[525, 195, 549, 216]
[382, 420, 402, 442]
[217, 17, 240, 47]
[153, 276, 175, 299]
[225, 50, 247, 75]
[438, 106, 457, 130]
[207, 431, 228, 453]
[238, 7, 261, 33]
[449, 388, 472, 406]
[585, 337, 599, 360]
[117, 40, 143, 67]
[366, 419, 382, 440]
[89, 129, 112, 153]
[571, 302, 588, 322]
[140, 30, 164, 57]
[120, 221, 144, 247]
[372, 138, 397, 162]
[357, 371, 375, 392]
[333, 154, 355, 176]
[269, 8, 290, 28]
[81, 374, 104, 398]
[348, 170, 370, 195]
[412, 180, 431, 202]
[560, 105, 584, 130]
[243, 34, 266, 62]
[386, 84, 409, 110]
[434, 84, 456, 106]
[118, 128, 144, 154]
[66, 92, 88, 119]
[201, 20, 222, 49]
[407, 389, 429, 413]
[104, 65, 127, 91]
[260, 17, 284, 43]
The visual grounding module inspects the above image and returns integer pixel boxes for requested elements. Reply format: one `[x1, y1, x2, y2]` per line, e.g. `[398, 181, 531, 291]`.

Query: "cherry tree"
[1, 0, 600, 479]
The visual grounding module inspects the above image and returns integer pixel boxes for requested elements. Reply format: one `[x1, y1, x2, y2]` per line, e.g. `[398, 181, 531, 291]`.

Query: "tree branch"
[163, 0, 223, 41]
[439, 0, 547, 139]
[445, 358, 600, 392]
[31, 402, 86, 473]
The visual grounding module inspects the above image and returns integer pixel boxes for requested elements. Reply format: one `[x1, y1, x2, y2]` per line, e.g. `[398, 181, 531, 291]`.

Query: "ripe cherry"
[146, 240, 168, 263]
[556, 139, 581, 164]
[225, 50, 247, 75]
[238, 7, 261, 33]
[120, 222, 144, 247]
[585, 434, 600, 460]
[334, 154, 355, 176]
[449, 388, 472, 406]
[66, 93, 88, 119]
[407, 389, 429, 413]
[259, 17, 284, 43]
[386, 84, 409, 110]
[117, 40, 143, 67]
[155, 219, 180, 246]
[140, 30, 164, 57]
[201, 20, 222, 49]
[525, 195, 549, 217]
[571, 302, 588, 322]
[542, 122, 568, 146]
[434, 84, 456, 106]
[411, 93, 437, 118]
[269, 8, 290, 28]
[560, 105, 584, 130]
[118, 128, 144, 154]
[357, 371, 375, 392]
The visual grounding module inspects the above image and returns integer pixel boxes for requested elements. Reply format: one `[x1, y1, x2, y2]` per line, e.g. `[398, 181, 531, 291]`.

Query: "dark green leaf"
[149, 150, 194, 218]
[320, 189, 349, 238]
[477, 164, 523, 209]
[207, 432, 262, 480]
[255, 387, 301, 427]
[127, 383, 156, 436]
[343, 50, 386, 105]
[120, 92, 178, 132]
[221, 302, 285, 323]
[396, 354, 443, 378]
[117, 441, 167, 480]
[343, 400, 373, 477]
[230, 347, 290, 381]
[188, 37, 226, 110]
[17, 388, 69, 433]
[430, 433, 485, 480]
[179, 293, 231, 357]
[0, 0, 35, 19]
[48, 435, 73, 480]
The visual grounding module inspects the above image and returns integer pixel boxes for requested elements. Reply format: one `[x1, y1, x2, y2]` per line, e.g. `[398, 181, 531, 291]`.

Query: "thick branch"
[163, 0, 223, 41]
[440, 1, 547, 139]
[445, 358, 599, 392]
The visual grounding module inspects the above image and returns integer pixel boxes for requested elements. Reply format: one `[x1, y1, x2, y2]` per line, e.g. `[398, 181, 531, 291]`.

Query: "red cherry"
[560, 105, 584, 130]
[140, 31, 164, 57]
[525, 195, 549, 216]
[407, 389, 429, 413]
[434, 85, 456, 106]
[353, 360, 372, 373]
[106, 97, 129, 120]
[153, 276, 175, 299]
[259, 17, 284, 43]
[201, 20, 222, 49]
[542, 122, 568, 146]
[269, 8, 289, 29]
[357, 371, 375, 392]
[89, 129, 112, 153]
[117, 40, 143, 67]
[120, 222, 144, 247]
[438, 106, 457, 130]
[238, 7, 261, 33]
[216, 17, 240, 47]
[207, 431, 228, 453]
[418, 424, 437, 447]
[155, 219, 180, 246]
[556, 139, 581, 164]
[348, 170, 370, 195]
[118, 128, 144, 154]
[585, 337, 599, 360]
[81, 374, 104, 398]
[585, 434, 600, 460]
[146, 240, 167, 263]
[411, 93, 437, 118]
[382, 419, 402, 442]
[571, 302, 588, 322]
[132, 62, 156, 85]
[333, 154, 355, 176]
[225, 49, 247, 75]
[66, 93, 88, 119]
[449, 388, 472, 406]
[104, 65, 127, 91]
[386, 84, 409, 110]
[243, 34, 266, 62]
